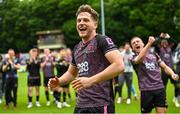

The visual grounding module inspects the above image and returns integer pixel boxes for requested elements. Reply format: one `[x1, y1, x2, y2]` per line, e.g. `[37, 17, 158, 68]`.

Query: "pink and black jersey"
[159, 47, 173, 68]
[72, 34, 117, 108]
[131, 50, 164, 91]
[42, 56, 55, 78]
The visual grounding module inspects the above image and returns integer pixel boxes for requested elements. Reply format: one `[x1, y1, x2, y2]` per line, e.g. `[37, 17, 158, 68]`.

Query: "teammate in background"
[130, 36, 179, 113]
[54, 50, 63, 109]
[155, 33, 179, 107]
[55, 49, 71, 108]
[174, 45, 180, 106]
[114, 46, 123, 100]
[48, 4, 124, 113]
[41, 48, 55, 106]
[117, 42, 134, 104]
[65, 48, 72, 101]
[2, 49, 20, 109]
[26, 48, 41, 108]
[0, 55, 3, 104]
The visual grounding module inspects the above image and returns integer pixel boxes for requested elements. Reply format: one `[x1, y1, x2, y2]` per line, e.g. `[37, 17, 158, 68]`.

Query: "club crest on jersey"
[106, 38, 114, 45]
[86, 45, 95, 53]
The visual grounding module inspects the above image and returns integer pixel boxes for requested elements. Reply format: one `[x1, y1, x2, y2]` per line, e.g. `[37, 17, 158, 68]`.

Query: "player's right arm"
[48, 64, 78, 89]
[159, 61, 179, 81]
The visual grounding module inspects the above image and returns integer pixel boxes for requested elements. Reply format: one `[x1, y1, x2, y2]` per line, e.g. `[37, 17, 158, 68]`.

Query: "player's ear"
[94, 22, 98, 29]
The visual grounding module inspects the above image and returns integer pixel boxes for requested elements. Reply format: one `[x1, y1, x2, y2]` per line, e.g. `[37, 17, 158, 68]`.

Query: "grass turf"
[0, 71, 179, 113]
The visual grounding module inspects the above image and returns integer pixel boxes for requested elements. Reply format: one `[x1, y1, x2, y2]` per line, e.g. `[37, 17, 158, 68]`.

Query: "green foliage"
[0, 0, 179, 53]
[62, 19, 80, 49]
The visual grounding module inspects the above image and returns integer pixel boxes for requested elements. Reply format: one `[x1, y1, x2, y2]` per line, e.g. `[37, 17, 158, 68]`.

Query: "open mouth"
[135, 46, 140, 50]
[79, 28, 87, 31]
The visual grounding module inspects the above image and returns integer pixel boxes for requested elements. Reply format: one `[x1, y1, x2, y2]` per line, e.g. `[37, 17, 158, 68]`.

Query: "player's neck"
[82, 32, 97, 44]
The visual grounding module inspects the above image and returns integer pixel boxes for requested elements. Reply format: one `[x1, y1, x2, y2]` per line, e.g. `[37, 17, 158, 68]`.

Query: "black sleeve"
[96, 34, 117, 54]
[168, 37, 178, 52]
[154, 53, 163, 64]
[71, 46, 77, 66]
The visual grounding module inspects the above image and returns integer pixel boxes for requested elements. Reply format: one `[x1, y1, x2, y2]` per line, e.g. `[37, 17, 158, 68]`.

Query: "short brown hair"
[76, 4, 99, 22]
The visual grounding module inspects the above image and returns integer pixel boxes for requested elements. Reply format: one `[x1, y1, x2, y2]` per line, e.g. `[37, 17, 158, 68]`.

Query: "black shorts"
[73, 104, 115, 114]
[140, 88, 168, 113]
[28, 78, 41, 87]
[44, 76, 54, 87]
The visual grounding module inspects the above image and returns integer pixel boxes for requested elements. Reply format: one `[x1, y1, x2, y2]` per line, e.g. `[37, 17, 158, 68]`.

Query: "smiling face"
[131, 37, 144, 53]
[76, 12, 97, 40]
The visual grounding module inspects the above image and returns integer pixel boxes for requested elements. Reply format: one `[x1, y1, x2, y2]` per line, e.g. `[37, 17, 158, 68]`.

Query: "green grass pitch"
[0, 71, 179, 113]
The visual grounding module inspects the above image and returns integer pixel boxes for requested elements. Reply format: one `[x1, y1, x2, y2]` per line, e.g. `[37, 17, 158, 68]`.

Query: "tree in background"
[0, 0, 179, 53]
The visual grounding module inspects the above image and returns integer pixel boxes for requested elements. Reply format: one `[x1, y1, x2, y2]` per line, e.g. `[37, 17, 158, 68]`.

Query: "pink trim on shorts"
[104, 105, 107, 114]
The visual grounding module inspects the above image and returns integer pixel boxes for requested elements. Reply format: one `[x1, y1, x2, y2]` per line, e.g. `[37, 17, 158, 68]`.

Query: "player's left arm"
[159, 61, 179, 80]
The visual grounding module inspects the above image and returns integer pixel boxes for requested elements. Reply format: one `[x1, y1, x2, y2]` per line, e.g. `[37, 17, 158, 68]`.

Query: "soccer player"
[55, 49, 71, 108]
[155, 33, 180, 107]
[2, 49, 20, 109]
[41, 48, 55, 106]
[174, 46, 180, 106]
[26, 48, 41, 108]
[0, 54, 3, 104]
[48, 4, 124, 113]
[130, 36, 179, 113]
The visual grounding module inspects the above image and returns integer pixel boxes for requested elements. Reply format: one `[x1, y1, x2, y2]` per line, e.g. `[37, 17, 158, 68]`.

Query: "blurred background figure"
[173, 43, 180, 104]
[117, 42, 134, 104]
[26, 48, 41, 108]
[2, 49, 20, 109]
[0, 54, 3, 104]
[41, 48, 56, 106]
[55, 48, 71, 108]
[114, 46, 123, 102]
[155, 33, 180, 107]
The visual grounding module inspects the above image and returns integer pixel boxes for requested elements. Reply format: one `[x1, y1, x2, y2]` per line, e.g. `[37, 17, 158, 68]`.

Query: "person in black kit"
[0, 55, 3, 104]
[54, 48, 71, 108]
[2, 49, 20, 109]
[58, 49, 71, 107]
[155, 33, 180, 107]
[26, 48, 41, 108]
[174, 45, 180, 106]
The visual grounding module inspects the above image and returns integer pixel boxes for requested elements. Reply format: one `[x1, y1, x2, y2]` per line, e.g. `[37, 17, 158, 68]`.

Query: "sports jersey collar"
[82, 34, 97, 45]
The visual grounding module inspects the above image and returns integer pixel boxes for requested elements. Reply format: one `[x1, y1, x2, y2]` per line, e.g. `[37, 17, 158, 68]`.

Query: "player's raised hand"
[148, 36, 155, 45]
[48, 77, 59, 89]
[171, 74, 179, 81]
